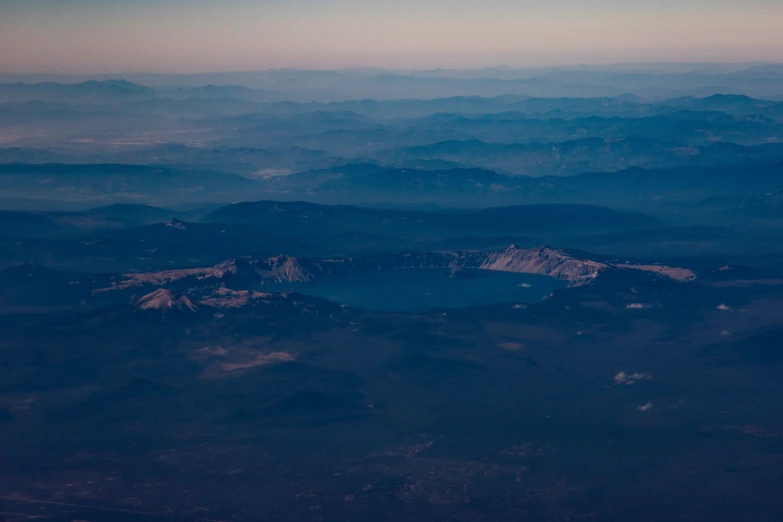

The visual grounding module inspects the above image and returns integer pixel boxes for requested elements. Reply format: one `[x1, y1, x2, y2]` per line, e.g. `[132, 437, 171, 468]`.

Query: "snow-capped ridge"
[101, 245, 695, 295]
[166, 218, 187, 230]
[479, 245, 604, 285]
[254, 255, 313, 283]
[135, 288, 198, 312]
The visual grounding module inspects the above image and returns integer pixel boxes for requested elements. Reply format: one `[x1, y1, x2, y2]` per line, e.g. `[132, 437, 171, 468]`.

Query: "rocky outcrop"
[135, 289, 197, 311]
[307, 251, 482, 276]
[478, 246, 604, 285]
[101, 245, 695, 294]
[304, 246, 606, 286]
[304, 245, 693, 286]
[197, 287, 281, 308]
[99, 259, 241, 292]
[253, 255, 313, 283]
[614, 263, 696, 282]
[165, 218, 187, 230]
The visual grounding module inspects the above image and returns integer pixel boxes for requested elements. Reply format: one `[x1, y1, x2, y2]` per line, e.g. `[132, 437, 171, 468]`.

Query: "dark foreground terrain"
[1, 215, 783, 521]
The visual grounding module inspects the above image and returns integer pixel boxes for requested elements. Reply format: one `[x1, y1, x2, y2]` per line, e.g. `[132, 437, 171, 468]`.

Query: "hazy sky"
[1, 0, 781, 73]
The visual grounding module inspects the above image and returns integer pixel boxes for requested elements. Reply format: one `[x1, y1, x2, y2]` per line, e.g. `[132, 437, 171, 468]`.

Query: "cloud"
[717, 303, 732, 311]
[626, 303, 652, 309]
[614, 371, 651, 385]
[637, 402, 654, 412]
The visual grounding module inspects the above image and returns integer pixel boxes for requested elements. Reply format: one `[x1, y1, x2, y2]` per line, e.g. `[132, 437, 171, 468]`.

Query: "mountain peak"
[135, 289, 197, 312]
[165, 219, 187, 230]
[482, 245, 604, 285]
[255, 255, 313, 283]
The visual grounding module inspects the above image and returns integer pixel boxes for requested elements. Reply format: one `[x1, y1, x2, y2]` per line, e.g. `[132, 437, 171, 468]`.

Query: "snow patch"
[614, 371, 651, 385]
[135, 289, 197, 312]
[166, 219, 187, 230]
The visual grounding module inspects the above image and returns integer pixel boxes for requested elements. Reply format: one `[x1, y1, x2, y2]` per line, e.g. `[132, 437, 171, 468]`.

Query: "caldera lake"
[261, 268, 567, 312]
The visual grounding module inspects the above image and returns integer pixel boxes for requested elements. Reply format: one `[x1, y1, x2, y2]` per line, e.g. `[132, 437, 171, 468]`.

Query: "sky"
[1, 0, 782, 73]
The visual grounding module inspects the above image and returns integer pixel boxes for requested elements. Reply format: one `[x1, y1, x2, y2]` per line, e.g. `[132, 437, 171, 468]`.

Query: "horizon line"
[1, 60, 781, 78]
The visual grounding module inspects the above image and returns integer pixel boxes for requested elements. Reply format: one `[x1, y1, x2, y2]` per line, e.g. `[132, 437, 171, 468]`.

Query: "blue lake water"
[262, 268, 566, 312]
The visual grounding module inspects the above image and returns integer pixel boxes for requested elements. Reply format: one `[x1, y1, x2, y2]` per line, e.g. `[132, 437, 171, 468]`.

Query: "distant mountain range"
[3, 81, 783, 184]
[1, 161, 782, 213]
[378, 138, 783, 176]
[3, 64, 783, 99]
[0, 163, 253, 207]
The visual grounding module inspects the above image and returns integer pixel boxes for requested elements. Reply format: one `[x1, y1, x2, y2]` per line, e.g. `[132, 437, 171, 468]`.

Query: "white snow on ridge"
[135, 289, 198, 311]
[479, 246, 604, 286]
